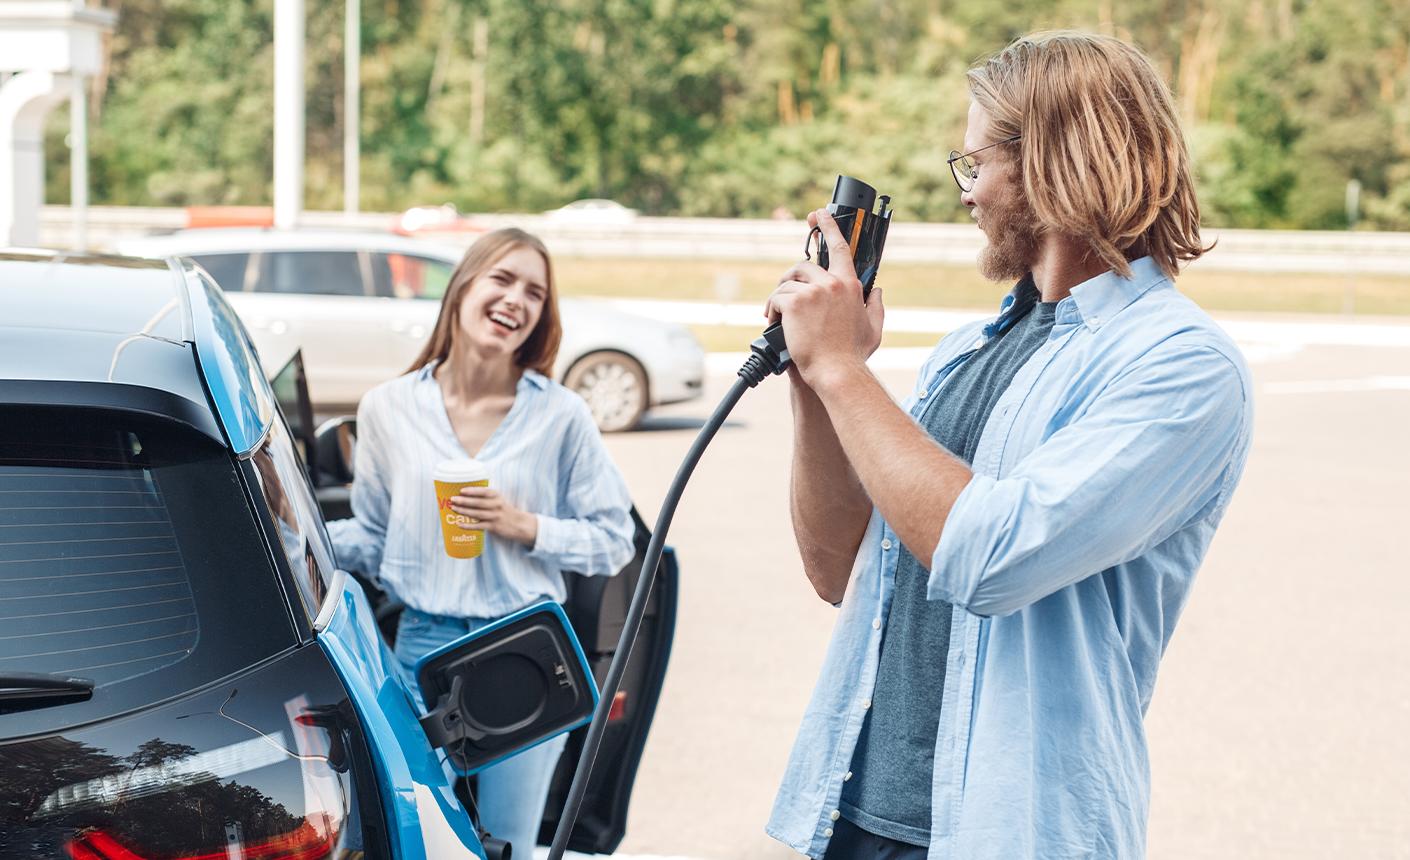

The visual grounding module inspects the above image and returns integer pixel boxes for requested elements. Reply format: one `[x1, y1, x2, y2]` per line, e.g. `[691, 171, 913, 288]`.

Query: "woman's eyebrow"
[491, 266, 547, 294]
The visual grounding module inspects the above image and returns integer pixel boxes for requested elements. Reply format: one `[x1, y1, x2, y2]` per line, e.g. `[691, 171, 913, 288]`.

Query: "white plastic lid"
[433, 458, 489, 483]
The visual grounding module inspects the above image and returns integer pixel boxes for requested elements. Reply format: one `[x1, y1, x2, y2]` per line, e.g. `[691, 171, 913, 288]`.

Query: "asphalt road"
[594, 325, 1410, 859]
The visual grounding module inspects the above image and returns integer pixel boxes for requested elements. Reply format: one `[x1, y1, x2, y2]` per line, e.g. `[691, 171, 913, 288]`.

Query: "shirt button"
[824, 827, 834, 838]
[862, 698, 872, 710]
[830, 810, 841, 821]
[872, 618, 881, 630]
[844, 771, 853, 781]
[880, 538, 892, 551]
[918, 389, 928, 399]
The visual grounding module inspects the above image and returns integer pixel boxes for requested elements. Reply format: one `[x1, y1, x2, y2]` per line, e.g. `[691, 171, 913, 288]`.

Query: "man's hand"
[764, 209, 884, 391]
[450, 487, 539, 547]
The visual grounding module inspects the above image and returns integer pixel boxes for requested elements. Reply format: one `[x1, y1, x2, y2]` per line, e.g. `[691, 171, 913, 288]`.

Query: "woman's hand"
[449, 487, 539, 547]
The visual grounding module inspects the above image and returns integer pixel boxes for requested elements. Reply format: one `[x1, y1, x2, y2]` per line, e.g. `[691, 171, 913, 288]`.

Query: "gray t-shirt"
[839, 290, 1058, 846]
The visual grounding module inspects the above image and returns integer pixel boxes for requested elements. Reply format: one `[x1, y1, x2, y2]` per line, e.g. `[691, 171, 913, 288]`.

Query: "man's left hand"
[764, 209, 885, 391]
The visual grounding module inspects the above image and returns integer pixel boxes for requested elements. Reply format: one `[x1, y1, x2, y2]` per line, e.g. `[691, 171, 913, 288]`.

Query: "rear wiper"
[0, 673, 95, 710]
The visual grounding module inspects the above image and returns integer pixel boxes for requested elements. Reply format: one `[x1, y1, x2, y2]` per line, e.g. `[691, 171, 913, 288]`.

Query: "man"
[763, 32, 1252, 859]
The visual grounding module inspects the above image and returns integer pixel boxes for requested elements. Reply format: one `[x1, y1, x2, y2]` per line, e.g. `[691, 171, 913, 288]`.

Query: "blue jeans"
[395, 607, 570, 856]
[821, 816, 928, 860]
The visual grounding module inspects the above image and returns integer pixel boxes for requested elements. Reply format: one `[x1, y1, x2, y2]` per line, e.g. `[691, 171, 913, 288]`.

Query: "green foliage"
[42, 0, 1410, 230]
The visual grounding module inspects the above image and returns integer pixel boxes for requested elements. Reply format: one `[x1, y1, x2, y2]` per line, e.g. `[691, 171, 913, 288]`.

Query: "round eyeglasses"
[947, 135, 1022, 192]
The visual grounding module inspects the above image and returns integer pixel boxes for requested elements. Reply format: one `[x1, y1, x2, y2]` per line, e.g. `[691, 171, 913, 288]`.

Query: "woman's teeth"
[489, 311, 520, 330]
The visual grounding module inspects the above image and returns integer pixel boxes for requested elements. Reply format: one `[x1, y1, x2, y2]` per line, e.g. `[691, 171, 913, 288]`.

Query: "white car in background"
[546, 199, 639, 225]
[117, 229, 704, 431]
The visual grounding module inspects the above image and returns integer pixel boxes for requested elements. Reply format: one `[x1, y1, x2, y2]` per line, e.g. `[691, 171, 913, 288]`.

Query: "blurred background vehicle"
[116, 229, 704, 432]
[546, 199, 639, 226]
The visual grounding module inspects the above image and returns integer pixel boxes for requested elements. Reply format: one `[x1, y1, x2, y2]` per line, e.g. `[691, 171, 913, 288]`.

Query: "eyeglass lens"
[950, 152, 976, 192]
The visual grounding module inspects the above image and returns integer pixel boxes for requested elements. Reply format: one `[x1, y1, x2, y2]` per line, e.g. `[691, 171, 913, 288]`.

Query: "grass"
[685, 324, 946, 353]
[554, 258, 1410, 317]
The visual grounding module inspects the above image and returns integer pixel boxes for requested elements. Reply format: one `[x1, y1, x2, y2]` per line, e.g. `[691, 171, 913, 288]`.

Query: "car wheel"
[564, 351, 649, 432]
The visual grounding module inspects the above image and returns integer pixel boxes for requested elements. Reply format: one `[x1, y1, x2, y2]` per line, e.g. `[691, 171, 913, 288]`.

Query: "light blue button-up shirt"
[767, 257, 1253, 859]
[327, 363, 636, 619]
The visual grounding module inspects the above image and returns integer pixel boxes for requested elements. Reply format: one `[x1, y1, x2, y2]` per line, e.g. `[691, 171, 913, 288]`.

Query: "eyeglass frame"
[947, 134, 1022, 192]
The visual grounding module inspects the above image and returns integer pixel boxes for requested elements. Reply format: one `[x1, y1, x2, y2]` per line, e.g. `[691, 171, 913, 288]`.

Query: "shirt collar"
[1064, 256, 1170, 331]
[983, 274, 1040, 339]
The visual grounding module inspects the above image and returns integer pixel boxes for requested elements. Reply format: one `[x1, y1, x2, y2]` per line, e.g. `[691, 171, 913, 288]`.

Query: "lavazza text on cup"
[433, 458, 491, 559]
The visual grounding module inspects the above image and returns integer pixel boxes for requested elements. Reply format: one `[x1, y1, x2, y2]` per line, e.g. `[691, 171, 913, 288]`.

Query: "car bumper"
[650, 344, 705, 406]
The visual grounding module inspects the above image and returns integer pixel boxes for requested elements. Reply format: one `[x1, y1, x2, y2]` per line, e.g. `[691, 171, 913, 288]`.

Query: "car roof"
[116, 228, 464, 261]
[0, 250, 274, 454]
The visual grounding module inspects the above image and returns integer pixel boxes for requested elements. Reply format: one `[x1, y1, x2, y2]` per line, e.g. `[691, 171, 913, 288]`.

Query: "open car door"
[540, 509, 679, 853]
[273, 350, 680, 854]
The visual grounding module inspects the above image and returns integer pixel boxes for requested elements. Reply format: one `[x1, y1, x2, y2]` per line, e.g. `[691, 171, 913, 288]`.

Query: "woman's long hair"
[406, 228, 562, 376]
[967, 31, 1209, 279]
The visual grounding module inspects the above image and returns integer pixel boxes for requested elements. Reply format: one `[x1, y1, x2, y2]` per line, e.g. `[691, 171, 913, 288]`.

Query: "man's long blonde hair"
[967, 31, 1206, 279]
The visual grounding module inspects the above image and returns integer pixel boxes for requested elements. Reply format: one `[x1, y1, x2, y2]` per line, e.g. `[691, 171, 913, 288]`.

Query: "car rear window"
[0, 407, 298, 736]
[370, 252, 455, 299]
[258, 251, 367, 296]
[189, 253, 250, 293]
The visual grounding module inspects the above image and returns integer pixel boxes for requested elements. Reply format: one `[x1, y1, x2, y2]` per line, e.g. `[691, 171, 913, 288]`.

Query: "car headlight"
[666, 326, 703, 352]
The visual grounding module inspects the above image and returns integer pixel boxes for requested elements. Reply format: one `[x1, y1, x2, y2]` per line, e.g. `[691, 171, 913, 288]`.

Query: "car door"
[540, 512, 679, 854]
[228, 250, 396, 409]
[367, 251, 453, 375]
[271, 350, 679, 854]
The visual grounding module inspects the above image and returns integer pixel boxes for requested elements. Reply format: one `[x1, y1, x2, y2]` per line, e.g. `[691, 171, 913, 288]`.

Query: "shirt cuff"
[928, 473, 994, 608]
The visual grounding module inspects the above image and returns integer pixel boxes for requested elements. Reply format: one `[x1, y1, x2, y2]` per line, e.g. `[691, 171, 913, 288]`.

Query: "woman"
[328, 228, 636, 854]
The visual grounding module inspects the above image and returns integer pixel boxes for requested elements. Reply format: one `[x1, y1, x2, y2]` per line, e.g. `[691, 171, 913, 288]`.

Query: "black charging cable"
[545, 336, 789, 859]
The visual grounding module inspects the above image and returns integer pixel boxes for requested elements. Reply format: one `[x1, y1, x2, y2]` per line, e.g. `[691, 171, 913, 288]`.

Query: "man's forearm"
[811, 363, 973, 565]
[790, 377, 872, 603]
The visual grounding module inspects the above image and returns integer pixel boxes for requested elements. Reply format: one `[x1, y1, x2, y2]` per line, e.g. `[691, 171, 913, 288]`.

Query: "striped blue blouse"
[326, 363, 636, 619]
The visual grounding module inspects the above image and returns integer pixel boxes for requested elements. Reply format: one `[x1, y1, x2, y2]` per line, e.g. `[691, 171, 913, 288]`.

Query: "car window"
[189, 253, 250, 293]
[247, 417, 339, 624]
[371, 252, 455, 300]
[257, 251, 367, 297]
[0, 407, 298, 736]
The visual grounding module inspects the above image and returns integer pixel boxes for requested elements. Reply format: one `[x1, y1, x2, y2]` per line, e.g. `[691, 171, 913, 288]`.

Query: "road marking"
[607, 298, 1410, 348]
[1263, 376, 1410, 394]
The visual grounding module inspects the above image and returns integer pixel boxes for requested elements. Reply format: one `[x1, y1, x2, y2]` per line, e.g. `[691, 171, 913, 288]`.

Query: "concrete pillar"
[0, 1, 116, 248]
[0, 71, 70, 246]
[274, 0, 305, 230]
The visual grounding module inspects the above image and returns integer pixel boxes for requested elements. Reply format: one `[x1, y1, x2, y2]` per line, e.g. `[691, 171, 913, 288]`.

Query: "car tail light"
[607, 690, 628, 722]
[66, 822, 333, 860]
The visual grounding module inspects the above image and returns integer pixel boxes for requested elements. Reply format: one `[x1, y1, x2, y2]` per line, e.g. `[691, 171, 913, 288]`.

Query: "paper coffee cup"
[433, 458, 491, 559]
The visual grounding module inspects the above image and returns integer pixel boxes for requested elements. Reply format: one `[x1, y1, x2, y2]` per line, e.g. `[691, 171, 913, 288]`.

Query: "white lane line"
[1263, 376, 1410, 394]
[605, 297, 1410, 350]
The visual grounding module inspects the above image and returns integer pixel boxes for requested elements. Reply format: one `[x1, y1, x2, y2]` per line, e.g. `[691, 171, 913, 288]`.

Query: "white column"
[344, 0, 359, 215]
[69, 73, 87, 250]
[274, 0, 305, 230]
[0, 71, 68, 247]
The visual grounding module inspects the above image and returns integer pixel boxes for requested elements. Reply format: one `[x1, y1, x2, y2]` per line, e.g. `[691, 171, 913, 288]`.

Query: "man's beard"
[976, 193, 1043, 282]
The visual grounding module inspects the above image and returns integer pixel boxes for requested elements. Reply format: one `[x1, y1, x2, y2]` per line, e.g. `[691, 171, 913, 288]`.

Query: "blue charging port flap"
[413, 601, 599, 775]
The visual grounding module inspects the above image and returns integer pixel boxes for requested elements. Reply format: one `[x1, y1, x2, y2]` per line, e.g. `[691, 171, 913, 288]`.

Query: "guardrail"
[37, 204, 1410, 276]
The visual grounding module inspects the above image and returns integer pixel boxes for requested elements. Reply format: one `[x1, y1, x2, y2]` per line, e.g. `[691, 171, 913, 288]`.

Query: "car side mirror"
[414, 601, 597, 774]
[314, 416, 357, 485]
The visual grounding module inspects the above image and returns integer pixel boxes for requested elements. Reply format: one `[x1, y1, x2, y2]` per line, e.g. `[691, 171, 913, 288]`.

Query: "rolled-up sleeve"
[326, 394, 392, 580]
[526, 409, 636, 577]
[930, 342, 1249, 617]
